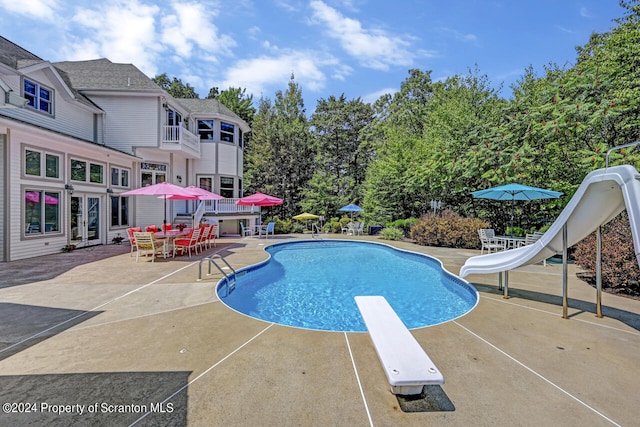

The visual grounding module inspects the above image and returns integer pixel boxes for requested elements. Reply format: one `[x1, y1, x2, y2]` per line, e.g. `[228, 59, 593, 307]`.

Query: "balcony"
[161, 124, 200, 158]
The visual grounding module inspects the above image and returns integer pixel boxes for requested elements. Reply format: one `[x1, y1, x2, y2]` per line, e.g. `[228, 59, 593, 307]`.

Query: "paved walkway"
[0, 235, 639, 426]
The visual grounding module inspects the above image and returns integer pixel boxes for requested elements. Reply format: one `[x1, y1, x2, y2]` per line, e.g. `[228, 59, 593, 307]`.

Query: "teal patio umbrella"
[471, 183, 563, 231]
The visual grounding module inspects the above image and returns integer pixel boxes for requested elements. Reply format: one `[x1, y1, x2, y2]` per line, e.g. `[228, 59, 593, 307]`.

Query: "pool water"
[217, 240, 478, 332]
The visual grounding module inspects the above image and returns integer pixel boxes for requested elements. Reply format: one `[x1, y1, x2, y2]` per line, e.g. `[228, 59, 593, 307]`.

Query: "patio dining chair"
[173, 228, 201, 258]
[197, 225, 212, 252]
[127, 227, 142, 257]
[260, 222, 275, 239]
[146, 225, 159, 233]
[478, 229, 504, 254]
[161, 223, 173, 232]
[133, 232, 164, 262]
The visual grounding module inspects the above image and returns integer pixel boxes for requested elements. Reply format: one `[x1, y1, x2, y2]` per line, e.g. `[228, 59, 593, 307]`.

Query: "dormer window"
[24, 79, 53, 114]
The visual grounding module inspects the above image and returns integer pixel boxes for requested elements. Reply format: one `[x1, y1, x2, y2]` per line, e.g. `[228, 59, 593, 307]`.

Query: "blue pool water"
[217, 240, 478, 332]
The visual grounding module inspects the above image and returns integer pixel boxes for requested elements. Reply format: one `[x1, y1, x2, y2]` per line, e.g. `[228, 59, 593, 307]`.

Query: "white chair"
[355, 223, 364, 235]
[478, 229, 504, 254]
[173, 228, 201, 258]
[240, 223, 253, 237]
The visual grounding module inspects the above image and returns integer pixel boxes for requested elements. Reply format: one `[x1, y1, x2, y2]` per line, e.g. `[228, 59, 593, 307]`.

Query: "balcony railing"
[202, 198, 259, 215]
[161, 124, 200, 157]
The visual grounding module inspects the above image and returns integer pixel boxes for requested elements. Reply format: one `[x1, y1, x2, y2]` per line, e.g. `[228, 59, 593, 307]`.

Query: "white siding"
[1, 71, 97, 142]
[218, 144, 239, 176]
[89, 95, 159, 153]
[0, 135, 5, 261]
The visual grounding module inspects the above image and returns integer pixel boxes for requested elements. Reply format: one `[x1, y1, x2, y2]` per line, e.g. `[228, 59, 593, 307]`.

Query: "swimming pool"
[217, 240, 478, 332]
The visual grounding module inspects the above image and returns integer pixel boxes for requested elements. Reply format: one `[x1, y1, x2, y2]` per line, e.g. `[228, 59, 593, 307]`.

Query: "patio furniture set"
[478, 228, 543, 255]
[127, 223, 218, 262]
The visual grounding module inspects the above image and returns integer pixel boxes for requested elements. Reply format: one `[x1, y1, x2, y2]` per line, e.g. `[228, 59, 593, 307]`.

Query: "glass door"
[70, 195, 102, 247]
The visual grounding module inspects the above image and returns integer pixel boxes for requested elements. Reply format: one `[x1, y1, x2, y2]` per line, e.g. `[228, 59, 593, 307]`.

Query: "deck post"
[596, 225, 603, 318]
[562, 223, 569, 319]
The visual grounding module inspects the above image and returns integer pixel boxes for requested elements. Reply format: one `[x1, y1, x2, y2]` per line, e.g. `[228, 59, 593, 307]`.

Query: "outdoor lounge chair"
[478, 229, 504, 254]
[173, 228, 201, 258]
[133, 232, 164, 262]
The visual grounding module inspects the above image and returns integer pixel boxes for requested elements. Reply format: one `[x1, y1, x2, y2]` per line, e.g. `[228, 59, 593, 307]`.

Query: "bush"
[410, 216, 490, 249]
[386, 218, 419, 237]
[380, 227, 404, 241]
[573, 211, 640, 296]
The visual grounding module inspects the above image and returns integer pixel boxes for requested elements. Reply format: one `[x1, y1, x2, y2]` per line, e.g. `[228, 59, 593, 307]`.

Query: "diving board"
[355, 296, 444, 395]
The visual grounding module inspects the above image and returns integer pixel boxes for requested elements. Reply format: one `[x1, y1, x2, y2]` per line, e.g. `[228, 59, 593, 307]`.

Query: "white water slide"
[460, 164, 640, 278]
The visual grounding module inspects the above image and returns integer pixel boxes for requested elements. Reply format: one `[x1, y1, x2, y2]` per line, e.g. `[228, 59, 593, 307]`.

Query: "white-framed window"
[141, 162, 167, 186]
[111, 166, 130, 187]
[110, 195, 130, 227]
[70, 159, 104, 183]
[24, 148, 60, 179]
[221, 122, 234, 143]
[24, 78, 53, 114]
[167, 108, 182, 126]
[239, 128, 244, 148]
[220, 176, 234, 198]
[198, 119, 214, 141]
[24, 189, 61, 235]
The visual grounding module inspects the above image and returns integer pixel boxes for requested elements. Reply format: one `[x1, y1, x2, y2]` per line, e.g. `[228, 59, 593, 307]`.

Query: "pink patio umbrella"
[121, 182, 199, 226]
[164, 186, 224, 200]
[236, 192, 283, 223]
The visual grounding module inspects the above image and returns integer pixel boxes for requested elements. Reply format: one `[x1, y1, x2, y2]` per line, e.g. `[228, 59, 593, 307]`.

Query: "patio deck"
[0, 235, 638, 426]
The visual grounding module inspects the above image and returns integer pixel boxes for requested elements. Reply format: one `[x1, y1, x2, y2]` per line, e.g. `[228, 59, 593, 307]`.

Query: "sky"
[0, 0, 627, 108]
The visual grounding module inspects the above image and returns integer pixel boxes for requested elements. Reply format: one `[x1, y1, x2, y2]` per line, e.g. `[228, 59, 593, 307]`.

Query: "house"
[0, 36, 255, 261]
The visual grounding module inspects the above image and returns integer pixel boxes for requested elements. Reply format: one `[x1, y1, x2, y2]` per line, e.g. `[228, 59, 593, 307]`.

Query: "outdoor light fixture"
[64, 184, 74, 194]
[176, 175, 182, 183]
[106, 188, 114, 194]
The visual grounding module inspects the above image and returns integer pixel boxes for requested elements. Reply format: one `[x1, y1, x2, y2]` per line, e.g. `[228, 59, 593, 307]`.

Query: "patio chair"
[342, 222, 353, 235]
[478, 229, 504, 254]
[173, 228, 201, 258]
[127, 227, 142, 257]
[260, 222, 275, 239]
[146, 225, 159, 233]
[133, 232, 163, 262]
[161, 223, 173, 232]
[355, 222, 365, 235]
[240, 222, 252, 237]
[517, 233, 543, 247]
[197, 225, 212, 252]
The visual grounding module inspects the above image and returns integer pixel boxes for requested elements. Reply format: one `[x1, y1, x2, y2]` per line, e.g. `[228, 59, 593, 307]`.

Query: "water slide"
[459, 164, 640, 278]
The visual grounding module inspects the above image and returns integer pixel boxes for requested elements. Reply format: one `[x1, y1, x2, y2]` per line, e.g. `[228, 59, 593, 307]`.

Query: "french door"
[70, 194, 103, 247]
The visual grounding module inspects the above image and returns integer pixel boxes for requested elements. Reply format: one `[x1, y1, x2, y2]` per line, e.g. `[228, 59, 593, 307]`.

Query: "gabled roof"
[0, 36, 43, 69]
[177, 98, 249, 130]
[53, 58, 163, 92]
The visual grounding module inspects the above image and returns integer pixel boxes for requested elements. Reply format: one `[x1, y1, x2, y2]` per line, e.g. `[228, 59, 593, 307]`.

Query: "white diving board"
[355, 296, 444, 395]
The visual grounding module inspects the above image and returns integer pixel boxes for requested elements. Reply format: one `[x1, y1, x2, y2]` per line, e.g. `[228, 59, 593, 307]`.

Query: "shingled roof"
[0, 36, 43, 69]
[177, 97, 248, 128]
[53, 58, 163, 92]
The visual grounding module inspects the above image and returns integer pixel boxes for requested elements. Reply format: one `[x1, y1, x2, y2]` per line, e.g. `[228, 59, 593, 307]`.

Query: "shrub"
[573, 211, 640, 295]
[380, 227, 404, 241]
[410, 216, 490, 249]
[386, 218, 419, 237]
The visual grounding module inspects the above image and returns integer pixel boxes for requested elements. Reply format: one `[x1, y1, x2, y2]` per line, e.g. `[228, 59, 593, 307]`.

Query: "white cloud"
[308, 0, 416, 71]
[66, 1, 163, 75]
[0, 0, 58, 19]
[215, 50, 338, 97]
[362, 87, 396, 104]
[160, 1, 236, 59]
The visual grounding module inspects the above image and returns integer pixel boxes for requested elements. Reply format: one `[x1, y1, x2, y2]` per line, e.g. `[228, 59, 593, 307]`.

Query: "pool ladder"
[198, 254, 238, 296]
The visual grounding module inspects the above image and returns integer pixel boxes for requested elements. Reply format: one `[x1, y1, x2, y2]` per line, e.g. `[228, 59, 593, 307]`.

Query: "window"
[239, 129, 244, 148]
[198, 120, 214, 141]
[220, 176, 234, 198]
[167, 108, 182, 126]
[141, 163, 167, 186]
[221, 122, 234, 143]
[24, 79, 53, 114]
[111, 167, 130, 187]
[24, 148, 60, 179]
[71, 159, 104, 183]
[111, 196, 129, 227]
[24, 190, 61, 235]
[199, 177, 213, 192]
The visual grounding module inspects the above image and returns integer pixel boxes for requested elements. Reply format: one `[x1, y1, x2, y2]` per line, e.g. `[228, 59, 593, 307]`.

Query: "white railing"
[201, 198, 259, 215]
[161, 124, 200, 155]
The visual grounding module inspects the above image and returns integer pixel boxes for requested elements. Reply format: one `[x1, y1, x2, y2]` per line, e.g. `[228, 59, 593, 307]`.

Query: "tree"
[152, 73, 199, 98]
[306, 95, 374, 217]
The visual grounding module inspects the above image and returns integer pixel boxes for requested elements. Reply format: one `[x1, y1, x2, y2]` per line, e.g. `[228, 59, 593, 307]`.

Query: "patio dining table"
[154, 229, 189, 258]
[495, 235, 525, 250]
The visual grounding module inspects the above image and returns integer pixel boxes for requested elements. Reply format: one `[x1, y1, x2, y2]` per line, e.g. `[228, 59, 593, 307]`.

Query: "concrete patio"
[0, 235, 638, 426]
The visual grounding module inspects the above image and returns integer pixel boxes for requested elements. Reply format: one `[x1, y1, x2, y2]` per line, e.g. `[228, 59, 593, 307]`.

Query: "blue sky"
[0, 0, 625, 107]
